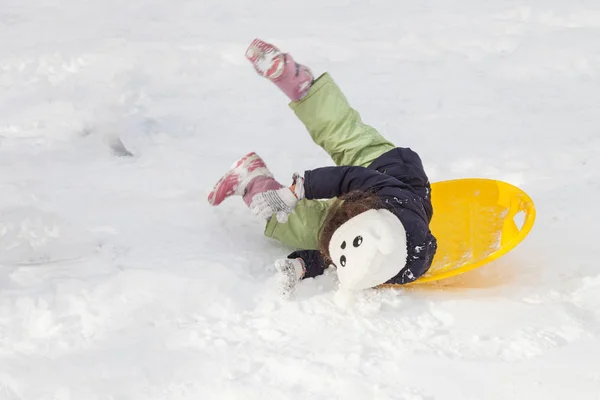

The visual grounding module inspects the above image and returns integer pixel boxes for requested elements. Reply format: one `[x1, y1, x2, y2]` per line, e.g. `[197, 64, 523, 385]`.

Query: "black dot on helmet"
[353, 236, 363, 247]
[341, 241, 346, 249]
[340, 255, 346, 267]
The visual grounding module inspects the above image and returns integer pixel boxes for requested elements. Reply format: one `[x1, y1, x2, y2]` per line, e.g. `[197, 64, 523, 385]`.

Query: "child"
[208, 39, 437, 296]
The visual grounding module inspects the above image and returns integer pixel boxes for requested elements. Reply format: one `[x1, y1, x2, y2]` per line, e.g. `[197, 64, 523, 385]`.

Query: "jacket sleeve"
[287, 250, 328, 279]
[304, 166, 399, 200]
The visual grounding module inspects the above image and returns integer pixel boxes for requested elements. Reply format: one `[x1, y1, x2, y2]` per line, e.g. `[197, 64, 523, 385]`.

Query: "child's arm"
[247, 167, 401, 224]
[273, 250, 327, 298]
[303, 166, 401, 200]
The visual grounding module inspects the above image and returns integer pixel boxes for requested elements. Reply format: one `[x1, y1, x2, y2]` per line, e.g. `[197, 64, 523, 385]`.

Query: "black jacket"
[288, 147, 437, 285]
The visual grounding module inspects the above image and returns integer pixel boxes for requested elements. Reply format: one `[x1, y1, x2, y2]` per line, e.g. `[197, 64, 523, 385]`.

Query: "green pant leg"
[264, 198, 334, 250]
[289, 73, 395, 168]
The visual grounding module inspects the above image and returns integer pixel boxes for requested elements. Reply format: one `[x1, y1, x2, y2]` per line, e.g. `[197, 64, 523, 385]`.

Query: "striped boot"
[207, 152, 284, 207]
[245, 38, 314, 102]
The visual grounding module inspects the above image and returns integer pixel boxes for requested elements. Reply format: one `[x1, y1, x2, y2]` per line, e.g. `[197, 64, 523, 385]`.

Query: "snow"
[1, 0, 600, 398]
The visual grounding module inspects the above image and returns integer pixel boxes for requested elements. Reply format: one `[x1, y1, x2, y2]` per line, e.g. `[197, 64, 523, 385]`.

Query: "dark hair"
[318, 190, 387, 265]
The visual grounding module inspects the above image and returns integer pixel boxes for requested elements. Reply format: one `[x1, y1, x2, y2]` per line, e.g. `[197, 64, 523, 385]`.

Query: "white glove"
[249, 173, 305, 223]
[274, 258, 306, 298]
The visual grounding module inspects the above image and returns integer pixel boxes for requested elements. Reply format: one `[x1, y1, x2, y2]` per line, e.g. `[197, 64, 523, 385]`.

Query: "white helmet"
[329, 209, 408, 291]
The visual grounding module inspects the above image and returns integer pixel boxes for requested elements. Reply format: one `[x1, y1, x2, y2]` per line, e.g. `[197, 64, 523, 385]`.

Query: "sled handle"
[505, 192, 537, 242]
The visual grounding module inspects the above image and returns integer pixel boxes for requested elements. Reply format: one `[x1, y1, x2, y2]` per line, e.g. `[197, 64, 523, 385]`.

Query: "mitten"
[249, 173, 305, 223]
[274, 258, 306, 298]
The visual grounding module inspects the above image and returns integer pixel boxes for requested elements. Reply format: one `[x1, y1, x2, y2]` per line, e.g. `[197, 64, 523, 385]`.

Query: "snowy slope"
[1, 0, 600, 399]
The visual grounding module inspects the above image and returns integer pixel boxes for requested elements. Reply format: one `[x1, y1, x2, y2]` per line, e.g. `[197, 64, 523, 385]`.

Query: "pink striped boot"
[207, 152, 284, 207]
[245, 39, 314, 102]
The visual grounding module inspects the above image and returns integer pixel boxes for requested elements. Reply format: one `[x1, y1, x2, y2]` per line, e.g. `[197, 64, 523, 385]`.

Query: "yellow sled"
[410, 178, 536, 284]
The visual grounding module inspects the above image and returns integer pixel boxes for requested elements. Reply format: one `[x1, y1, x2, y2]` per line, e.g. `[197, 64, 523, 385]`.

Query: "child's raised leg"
[246, 39, 395, 168]
[289, 73, 395, 168]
